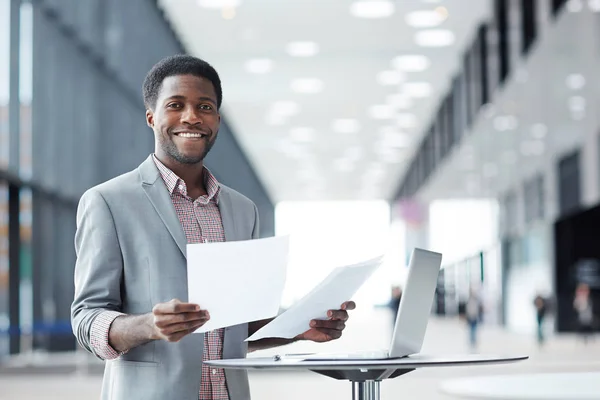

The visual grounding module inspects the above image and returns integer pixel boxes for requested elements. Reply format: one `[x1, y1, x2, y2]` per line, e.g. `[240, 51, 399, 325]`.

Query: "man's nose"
[181, 105, 203, 125]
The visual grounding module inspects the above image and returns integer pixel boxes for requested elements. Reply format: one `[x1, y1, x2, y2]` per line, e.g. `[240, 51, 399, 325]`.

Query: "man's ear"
[146, 109, 154, 128]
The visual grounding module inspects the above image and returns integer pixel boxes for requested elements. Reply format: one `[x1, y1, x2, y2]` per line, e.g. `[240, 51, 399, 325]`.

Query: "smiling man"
[70, 55, 355, 400]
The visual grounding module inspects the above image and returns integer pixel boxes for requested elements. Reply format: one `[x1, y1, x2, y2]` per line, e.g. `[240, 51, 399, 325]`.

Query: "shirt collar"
[152, 154, 221, 204]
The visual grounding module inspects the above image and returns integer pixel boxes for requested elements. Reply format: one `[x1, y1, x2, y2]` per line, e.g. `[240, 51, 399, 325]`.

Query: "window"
[478, 25, 489, 106]
[558, 150, 581, 216]
[494, 0, 510, 84]
[524, 174, 544, 224]
[521, 0, 537, 55]
[552, 0, 567, 16]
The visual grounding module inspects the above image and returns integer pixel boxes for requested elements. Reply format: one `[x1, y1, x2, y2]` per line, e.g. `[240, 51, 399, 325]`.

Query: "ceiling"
[158, 0, 491, 202]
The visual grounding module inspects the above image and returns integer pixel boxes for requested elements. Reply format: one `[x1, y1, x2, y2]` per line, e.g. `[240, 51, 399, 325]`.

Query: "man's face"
[146, 74, 220, 165]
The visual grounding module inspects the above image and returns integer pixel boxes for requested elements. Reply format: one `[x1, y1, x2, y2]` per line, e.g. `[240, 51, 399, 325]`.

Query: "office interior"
[1, 0, 600, 399]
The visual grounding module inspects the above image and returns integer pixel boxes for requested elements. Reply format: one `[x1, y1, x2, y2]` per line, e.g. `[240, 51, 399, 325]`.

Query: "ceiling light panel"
[405, 9, 447, 28]
[285, 41, 319, 57]
[392, 55, 430, 72]
[377, 70, 405, 86]
[350, 0, 395, 18]
[415, 29, 455, 47]
[244, 58, 272, 74]
[290, 78, 323, 94]
[368, 104, 396, 119]
[403, 82, 433, 98]
[332, 119, 361, 134]
[197, 0, 240, 9]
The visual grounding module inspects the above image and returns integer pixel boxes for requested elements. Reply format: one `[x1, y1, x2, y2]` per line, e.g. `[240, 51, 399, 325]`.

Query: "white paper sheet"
[245, 255, 383, 342]
[186, 235, 289, 333]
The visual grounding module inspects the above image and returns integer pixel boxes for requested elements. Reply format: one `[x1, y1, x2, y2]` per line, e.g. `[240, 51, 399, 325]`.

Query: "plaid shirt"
[89, 154, 230, 400]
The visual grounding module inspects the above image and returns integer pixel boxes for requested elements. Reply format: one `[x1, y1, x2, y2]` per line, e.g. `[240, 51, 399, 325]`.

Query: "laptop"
[279, 248, 443, 360]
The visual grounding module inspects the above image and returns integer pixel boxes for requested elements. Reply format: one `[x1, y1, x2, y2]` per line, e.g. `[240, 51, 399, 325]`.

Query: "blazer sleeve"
[251, 202, 260, 240]
[71, 188, 124, 358]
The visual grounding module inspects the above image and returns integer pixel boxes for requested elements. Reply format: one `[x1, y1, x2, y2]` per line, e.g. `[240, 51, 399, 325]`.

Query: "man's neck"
[155, 154, 207, 196]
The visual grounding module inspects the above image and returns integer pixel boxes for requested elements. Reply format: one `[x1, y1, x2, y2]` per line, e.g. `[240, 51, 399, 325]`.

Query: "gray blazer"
[71, 155, 259, 400]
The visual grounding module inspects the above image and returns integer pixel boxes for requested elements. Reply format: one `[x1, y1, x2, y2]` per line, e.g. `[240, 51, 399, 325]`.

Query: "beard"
[159, 131, 217, 165]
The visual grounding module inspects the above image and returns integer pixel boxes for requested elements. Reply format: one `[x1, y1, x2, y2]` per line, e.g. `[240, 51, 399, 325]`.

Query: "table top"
[439, 371, 600, 400]
[204, 353, 528, 371]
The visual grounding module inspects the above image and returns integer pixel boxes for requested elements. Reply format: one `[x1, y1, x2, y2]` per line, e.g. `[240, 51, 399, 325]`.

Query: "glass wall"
[0, 0, 10, 168]
[0, 183, 8, 357]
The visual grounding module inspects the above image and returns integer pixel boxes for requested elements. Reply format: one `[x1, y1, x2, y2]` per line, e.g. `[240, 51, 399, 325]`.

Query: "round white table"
[440, 371, 600, 400]
[205, 353, 528, 400]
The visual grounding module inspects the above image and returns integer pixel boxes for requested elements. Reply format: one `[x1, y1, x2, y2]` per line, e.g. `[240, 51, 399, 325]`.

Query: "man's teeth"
[178, 132, 205, 138]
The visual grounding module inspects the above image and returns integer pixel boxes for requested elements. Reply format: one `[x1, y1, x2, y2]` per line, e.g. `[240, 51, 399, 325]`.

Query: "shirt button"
[212, 369, 217, 375]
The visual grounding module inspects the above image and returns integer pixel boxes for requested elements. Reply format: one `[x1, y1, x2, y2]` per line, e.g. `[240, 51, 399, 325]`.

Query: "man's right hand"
[150, 299, 210, 342]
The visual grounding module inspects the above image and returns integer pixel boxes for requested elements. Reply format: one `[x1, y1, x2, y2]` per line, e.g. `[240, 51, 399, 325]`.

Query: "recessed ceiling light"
[566, 73, 586, 90]
[379, 131, 411, 148]
[290, 78, 323, 94]
[221, 6, 236, 19]
[493, 115, 518, 131]
[377, 70, 405, 86]
[531, 123, 548, 139]
[290, 127, 316, 142]
[568, 95, 586, 112]
[387, 93, 413, 109]
[405, 9, 447, 28]
[285, 41, 320, 57]
[350, 0, 395, 18]
[244, 58, 273, 74]
[415, 29, 455, 47]
[368, 104, 395, 119]
[344, 146, 364, 160]
[589, 0, 600, 12]
[568, 0, 584, 12]
[391, 55, 430, 72]
[270, 100, 299, 116]
[197, 0, 241, 9]
[396, 113, 417, 129]
[403, 82, 432, 98]
[333, 158, 355, 172]
[332, 118, 360, 134]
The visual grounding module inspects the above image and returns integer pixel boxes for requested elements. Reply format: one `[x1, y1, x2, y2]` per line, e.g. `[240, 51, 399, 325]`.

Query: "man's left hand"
[295, 301, 356, 343]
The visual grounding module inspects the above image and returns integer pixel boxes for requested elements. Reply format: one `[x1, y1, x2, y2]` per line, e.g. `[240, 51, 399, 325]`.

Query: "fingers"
[310, 319, 346, 331]
[153, 299, 201, 314]
[158, 317, 208, 338]
[341, 301, 356, 311]
[312, 328, 343, 341]
[151, 299, 210, 342]
[327, 310, 349, 321]
[154, 311, 210, 329]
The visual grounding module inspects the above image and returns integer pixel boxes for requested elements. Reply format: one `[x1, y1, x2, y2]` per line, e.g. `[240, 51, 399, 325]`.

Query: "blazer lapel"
[139, 156, 187, 258]
[217, 188, 238, 242]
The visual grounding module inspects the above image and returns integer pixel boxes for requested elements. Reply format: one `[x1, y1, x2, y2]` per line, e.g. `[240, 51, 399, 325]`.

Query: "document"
[245, 255, 383, 342]
[186, 235, 289, 333]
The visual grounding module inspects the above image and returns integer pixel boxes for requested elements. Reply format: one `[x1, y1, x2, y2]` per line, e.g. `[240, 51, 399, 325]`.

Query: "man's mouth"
[173, 131, 208, 139]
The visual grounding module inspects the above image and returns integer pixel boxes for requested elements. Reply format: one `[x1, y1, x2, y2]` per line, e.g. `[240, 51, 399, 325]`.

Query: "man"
[71, 55, 354, 400]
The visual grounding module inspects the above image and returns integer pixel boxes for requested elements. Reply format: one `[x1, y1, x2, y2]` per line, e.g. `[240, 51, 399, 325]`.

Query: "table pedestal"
[352, 380, 380, 400]
[311, 368, 415, 400]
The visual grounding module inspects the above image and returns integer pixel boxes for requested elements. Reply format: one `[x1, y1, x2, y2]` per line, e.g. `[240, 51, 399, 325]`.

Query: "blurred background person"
[465, 287, 484, 350]
[573, 283, 594, 344]
[533, 293, 548, 346]
[388, 285, 402, 325]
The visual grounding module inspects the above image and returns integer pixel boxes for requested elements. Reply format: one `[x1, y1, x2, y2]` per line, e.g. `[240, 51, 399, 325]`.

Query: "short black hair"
[142, 54, 222, 110]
